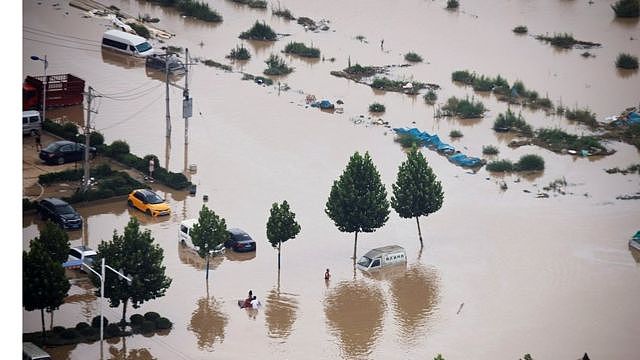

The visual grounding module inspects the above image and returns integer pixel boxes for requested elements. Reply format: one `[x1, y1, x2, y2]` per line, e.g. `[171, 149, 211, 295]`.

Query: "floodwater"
[22, 0, 640, 359]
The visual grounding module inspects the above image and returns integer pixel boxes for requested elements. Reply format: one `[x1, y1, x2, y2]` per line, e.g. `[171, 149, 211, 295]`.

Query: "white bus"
[101, 29, 155, 57]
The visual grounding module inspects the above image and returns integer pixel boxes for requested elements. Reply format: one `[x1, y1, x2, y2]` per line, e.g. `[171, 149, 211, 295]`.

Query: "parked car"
[37, 198, 83, 230]
[67, 245, 97, 269]
[127, 189, 171, 216]
[23, 342, 52, 360]
[224, 228, 256, 252]
[39, 140, 96, 165]
[179, 218, 225, 254]
[145, 54, 185, 73]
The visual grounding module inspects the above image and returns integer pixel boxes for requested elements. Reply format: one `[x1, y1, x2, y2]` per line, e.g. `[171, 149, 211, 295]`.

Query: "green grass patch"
[177, 0, 223, 22]
[451, 70, 475, 84]
[395, 133, 425, 148]
[371, 77, 425, 94]
[535, 33, 600, 49]
[486, 155, 544, 172]
[239, 21, 277, 41]
[486, 159, 514, 172]
[345, 64, 377, 77]
[616, 53, 639, 69]
[284, 42, 321, 58]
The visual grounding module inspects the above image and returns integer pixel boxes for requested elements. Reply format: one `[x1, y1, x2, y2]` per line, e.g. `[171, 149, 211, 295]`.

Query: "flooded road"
[23, 0, 640, 358]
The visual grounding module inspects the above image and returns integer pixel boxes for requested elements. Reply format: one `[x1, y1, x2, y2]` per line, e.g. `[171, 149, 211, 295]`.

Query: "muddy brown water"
[23, 0, 640, 359]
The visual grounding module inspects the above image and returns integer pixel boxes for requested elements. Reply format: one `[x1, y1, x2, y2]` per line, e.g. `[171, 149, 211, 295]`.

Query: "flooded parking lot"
[23, 0, 640, 358]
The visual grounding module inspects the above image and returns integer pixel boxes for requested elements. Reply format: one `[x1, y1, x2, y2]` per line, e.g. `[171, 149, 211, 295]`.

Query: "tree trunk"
[121, 298, 128, 326]
[416, 216, 423, 247]
[352, 231, 359, 259]
[277, 241, 281, 270]
[40, 308, 46, 341]
[50, 310, 54, 330]
[206, 253, 210, 281]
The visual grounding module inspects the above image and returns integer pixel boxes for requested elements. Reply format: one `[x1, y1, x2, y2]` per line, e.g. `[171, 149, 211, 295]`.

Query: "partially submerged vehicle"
[145, 54, 185, 74]
[179, 219, 225, 254]
[357, 245, 407, 271]
[102, 29, 155, 57]
[630, 231, 640, 252]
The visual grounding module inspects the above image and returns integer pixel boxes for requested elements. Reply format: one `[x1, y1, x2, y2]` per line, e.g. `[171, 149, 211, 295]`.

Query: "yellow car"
[127, 189, 171, 216]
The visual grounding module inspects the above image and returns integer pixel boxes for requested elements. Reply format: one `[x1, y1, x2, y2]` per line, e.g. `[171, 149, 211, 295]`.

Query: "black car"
[39, 140, 97, 165]
[145, 54, 185, 73]
[37, 198, 83, 230]
[224, 228, 256, 252]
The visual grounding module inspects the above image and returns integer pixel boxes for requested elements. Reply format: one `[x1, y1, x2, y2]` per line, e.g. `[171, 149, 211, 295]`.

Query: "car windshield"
[43, 142, 62, 152]
[357, 256, 372, 268]
[146, 192, 164, 204]
[56, 204, 75, 214]
[136, 42, 152, 53]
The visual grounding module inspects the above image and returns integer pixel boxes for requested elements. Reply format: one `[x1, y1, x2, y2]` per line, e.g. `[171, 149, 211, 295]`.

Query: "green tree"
[391, 146, 444, 247]
[266, 200, 301, 270]
[33, 220, 71, 263]
[325, 151, 390, 260]
[23, 240, 70, 341]
[190, 205, 229, 280]
[92, 218, 172, 324]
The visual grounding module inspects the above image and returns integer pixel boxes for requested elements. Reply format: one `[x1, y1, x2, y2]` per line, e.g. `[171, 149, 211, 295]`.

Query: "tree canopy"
[391, 146, 443, 246]
[190, 205, 229, 279]
[34, 220, 71, 263]
[325, 151, 389, 258]
[92, 217, 172, 323]
[266, 200, 301, 270]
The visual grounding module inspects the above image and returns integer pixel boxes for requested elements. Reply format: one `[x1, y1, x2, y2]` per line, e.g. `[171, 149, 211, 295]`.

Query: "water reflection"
[101, 49, 145, 70]
[64, 275, 98, 323]
[188, 295, 229, 351]
[177, 242, 225, 271]
[126, 208, 171, 225]
[225, 250, 257, 262]
[616, 68, 638, 79]
[145, 67, 184, 83]
[247, 39, 276, 56]
[324, 280, 386, 359]
[264, 287, 299, 339]
[630, 246, 640, 265]
[108, 336, 156, 360]
[388, 264, 439, 345]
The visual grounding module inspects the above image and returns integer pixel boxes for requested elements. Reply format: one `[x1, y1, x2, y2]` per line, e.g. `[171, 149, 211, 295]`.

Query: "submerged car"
[67, 245, 97, 268]
[127, 189, 171, 216]
[145, 54, 185, 73]
[224, 228, 256, 252]
[179, 218, 225, 254]
[37, 197, 83, 230]
[39, 140, 96, 165]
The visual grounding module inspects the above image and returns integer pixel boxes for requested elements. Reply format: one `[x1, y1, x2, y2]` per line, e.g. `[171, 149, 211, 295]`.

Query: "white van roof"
[181, 219, 197, 228]
[103, 29, 147, 45]
[363, 245, 405, 258]
[23, 110, 40, 117]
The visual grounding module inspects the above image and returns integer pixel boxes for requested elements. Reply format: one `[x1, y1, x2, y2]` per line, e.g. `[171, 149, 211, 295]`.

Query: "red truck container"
[23, 74, 85, 110]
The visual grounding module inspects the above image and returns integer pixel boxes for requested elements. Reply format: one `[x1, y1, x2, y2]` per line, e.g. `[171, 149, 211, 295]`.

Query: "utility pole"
[83, 86, 100, 192]
[165, 48, 171, 143]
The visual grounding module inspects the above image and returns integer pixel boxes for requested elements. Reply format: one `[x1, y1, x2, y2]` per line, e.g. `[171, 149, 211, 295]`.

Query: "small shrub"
[239, 21, 277, 41]
[108, 140, 130, 156]
[177, 0, 222, 22]
[565, 107, 597, 127]
[129, 23, 150, 39]
[61, 328, 80, 340]
[91, 315, 108, 328]
[423, 89, 437, 104]
[515, 154, 545, 171]
[62, 122, 79, 136]
[141, 320, 156, 333]
[450, 129, 463, 138]
[611, 0, 640, 17]
[536, 33, 578, 49]
[451, 70, 474, 84]
[167, 46, 183, 54]
[273, 7, 295, 20]
[482, 145, 499, 155]
[345, 64, 376, 76]
[355, 35, 366, 42]
[155, 317, 173, 330]
[446, 0, 459, 9]
[537, 97, 553, 108]
[284, 42, 321, 58]
[202, 59, 232, 71]
[486, 159, 514, 172]
[144, 311, 161, 322]
[395, 133, 425, 148]
[227, 45, 251, 60]
[264, 54, 293, 75]
[615, 53, 639, 69]
[369, 102, 386, 112]
[53, 326, 66, 334]
[105, 323, 121, 337]
[248, 0, 267, 8]
[130, 314, 145, 326]
[493, 109, 533, 136]
[472, 75, 493, 91]
[513, 25, 528, 34]
[442, 96, 486, 118]
[75, 322, 90, 330]
[404, 52, 423, 62]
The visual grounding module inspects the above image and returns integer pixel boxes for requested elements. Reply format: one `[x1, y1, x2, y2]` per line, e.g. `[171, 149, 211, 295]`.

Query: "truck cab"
[357, 245, 407, 271]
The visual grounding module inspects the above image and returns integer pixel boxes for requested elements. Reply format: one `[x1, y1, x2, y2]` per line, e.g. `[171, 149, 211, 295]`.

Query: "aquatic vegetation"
[565, 107, 597, 127]
[226, 45, 251, 60]
[472, 75, 494, 92]
[451, 70, 474, 84]
[129, 23, 150, 39]
[493, 109, 533, 136]
[423, 90, 437, 104]
[605, 164, 640, 175]
[345, 64, 377, 77]
[442, 96, 487, 118]
[535, 33, 601, 49]
[395, 133, 425, 148]
[449, 130, 463, 138]
[535, 128, 605, 153]
[284, 42, 321, 58]
[404, 52, 423, 62]
[372, 77, 425, 94]
[369, 102, 386, 113]
[486, 159, 514, 172]
[482, 145, 499, 155]
[611, 0, 640, 17]
[513, 25, 528, 34]
[446, 0, 459, 9]
[203, 59, 232, 71]
[486, 155, 545, 172]
[264, 54, 293, 75]
[173, 0, 223, 22]
[273, 6, 295, 20]
[230, 0, 267, 8]
[355, 35, 367, 42]
[615, 53, 639, 69]
[239, 21, 277, 41]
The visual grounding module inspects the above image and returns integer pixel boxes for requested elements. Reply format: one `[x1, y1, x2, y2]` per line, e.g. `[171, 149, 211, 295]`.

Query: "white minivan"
[179, 219, 225, 254]
[23, 110, 42, 135]
[102, 29, 155, 57]
[357, 245, 407, 271]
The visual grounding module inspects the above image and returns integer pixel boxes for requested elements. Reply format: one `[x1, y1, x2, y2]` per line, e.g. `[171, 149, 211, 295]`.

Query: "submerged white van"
[102, 29, 155, 57]
[179, 219, 225, 254]
[357, 245, 407, 271]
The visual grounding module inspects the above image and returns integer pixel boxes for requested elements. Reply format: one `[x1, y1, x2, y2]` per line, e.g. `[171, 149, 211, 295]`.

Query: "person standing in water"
[324, 268, 331, 280]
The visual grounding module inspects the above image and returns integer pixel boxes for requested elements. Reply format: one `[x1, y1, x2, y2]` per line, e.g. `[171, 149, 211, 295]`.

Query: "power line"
[24, 26, 101, 44]
[96, 84, 162, 101]
[97, 94, 163, 131]
[24, 37, 100, 53]
[24, 28, 99, 46]
[94, 81, 156, 97]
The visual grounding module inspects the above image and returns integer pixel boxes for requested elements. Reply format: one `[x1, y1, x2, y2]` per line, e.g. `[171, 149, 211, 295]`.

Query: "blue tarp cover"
[394, 127, 484, 168]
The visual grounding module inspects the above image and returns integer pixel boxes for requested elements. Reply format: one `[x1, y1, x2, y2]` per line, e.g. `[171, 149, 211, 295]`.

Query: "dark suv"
[224, 228, 256, 252]
[37, 198, 83, 230]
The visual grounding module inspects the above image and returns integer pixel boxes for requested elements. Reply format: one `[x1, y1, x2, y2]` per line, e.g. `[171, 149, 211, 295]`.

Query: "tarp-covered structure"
[394, 127, 485, 169]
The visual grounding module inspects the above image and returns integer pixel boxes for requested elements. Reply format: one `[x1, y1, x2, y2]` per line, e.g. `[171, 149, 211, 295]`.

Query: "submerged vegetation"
[129, 23, 150, 39]
[150, 0, 223, 22]
[446, 0, 459, 9]
[203, 59, 232, 71]
[371, 77, 425, 94]
[230, 0, 267, 8]
[513, 25, 528, 34]
[226, 45, 251, 60]
[449, 130, 463, 138]
[273, 6, 295, 20]
[239, 21, 277, 41]
[284, 42, 321, 58]
[404, 52, 423, 62]
[486, 154, 545, 172]
[493, 109, 533, 136]
[615, 53, 639, 69]
[534, 128, 606, 153]
[565, 107, 598, 127]
[264, 54, 293, 75]
[441, 96, 486, 118]
[369, 102, 386, 113]
[535, 33, 601, 49]
[611, 0, 640, 17]
[482, 145, 499, 155]
[395, 133, 425, 149]
[423, 89, 437, 104]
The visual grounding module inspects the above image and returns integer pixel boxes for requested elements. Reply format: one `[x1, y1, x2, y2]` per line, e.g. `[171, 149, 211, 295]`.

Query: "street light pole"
[30, 55, 48, 122]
